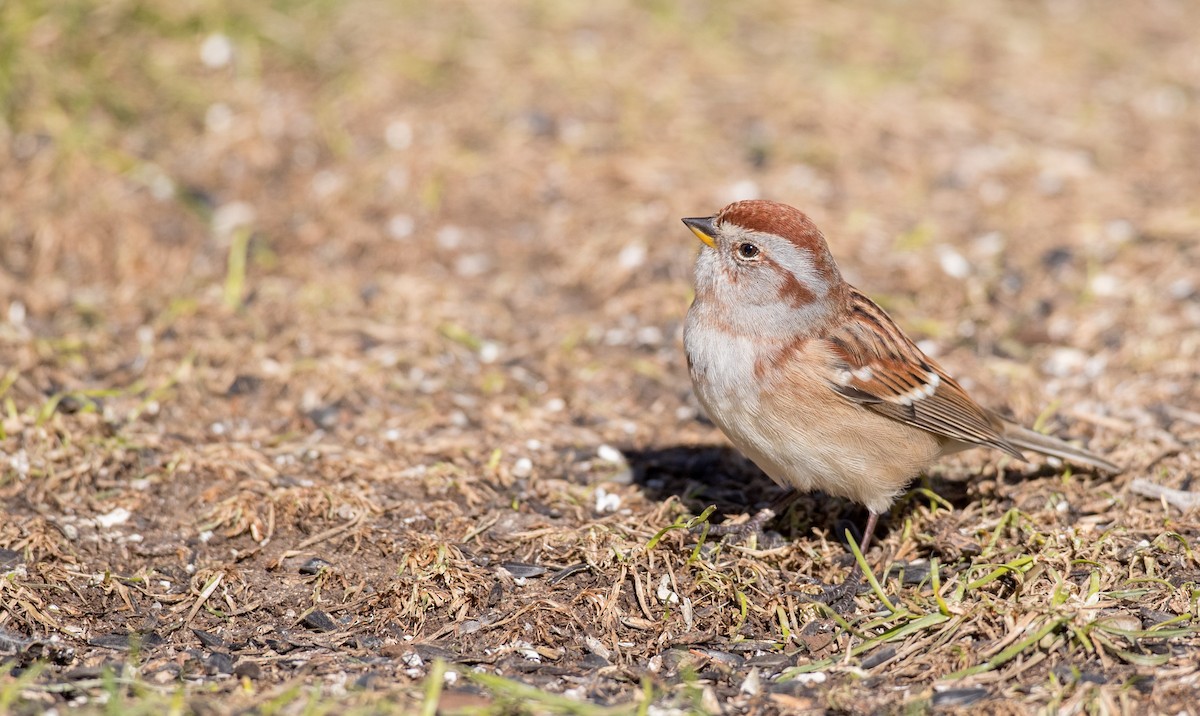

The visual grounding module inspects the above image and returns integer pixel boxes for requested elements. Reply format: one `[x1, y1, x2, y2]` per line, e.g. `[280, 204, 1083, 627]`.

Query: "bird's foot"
[789, 572, 865, 614]
[695, 508, 776, 540]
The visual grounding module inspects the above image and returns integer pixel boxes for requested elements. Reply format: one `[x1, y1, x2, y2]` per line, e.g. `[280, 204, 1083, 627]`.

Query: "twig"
[184, 572, 224, 627]
[1064, 408, 1133, 433]
[297, 513, 363, 549]
[1130, 478, 1200, 511]
[27, 677, 176, 695]
[461, 514, 500, 543]
[263, 500, 276, 545]
[1162, 404, 1200, 427]
[631, 568, 654, 622]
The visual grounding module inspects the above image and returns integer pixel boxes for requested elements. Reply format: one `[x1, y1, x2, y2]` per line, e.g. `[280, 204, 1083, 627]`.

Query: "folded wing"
[822, 288, 1025, 460]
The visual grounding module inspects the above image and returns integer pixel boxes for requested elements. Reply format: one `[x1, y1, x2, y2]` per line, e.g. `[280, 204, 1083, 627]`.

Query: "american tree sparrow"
[682, 200, 1118, 555]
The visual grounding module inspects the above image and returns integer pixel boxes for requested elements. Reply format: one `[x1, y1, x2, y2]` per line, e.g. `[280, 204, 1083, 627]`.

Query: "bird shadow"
[621, 444, 872, 549]
[620, 444, 1046, 552]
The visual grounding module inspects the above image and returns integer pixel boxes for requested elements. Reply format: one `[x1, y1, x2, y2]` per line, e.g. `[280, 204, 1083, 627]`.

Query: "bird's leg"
[793, 510, 881, 610]
[858, 510, 879, 556]
[843, 510, 881, 586]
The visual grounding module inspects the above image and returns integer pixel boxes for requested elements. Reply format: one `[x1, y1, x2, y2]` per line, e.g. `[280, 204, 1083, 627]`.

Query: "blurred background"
[2, 2, 1197, 407]
[3, 0, 1198, 510]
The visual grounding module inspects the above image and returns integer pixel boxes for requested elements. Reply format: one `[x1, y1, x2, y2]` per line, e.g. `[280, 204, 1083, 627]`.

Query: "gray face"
[692, 222, 839, 337]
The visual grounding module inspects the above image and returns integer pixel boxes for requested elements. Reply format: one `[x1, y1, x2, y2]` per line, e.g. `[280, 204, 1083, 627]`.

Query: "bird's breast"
[683, 304, 939, 513]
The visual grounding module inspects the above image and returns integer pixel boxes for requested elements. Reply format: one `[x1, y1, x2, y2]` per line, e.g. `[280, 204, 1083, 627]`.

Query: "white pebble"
[915, 339, 940, 357]
[1090, 274, 1121, 297]
[937, 246, 971, 279]
[96, 508, 131, 529]
[211, 201, 255, 238]
[200, 33, 234, 68]
[8, 300, 26, 326]
[388, 214, 415, 240]
[594, 487, 621, 513]
[513, 640, 541, 662]
[724, 179, 760, 203]
[617, 243, 647, 270]
[1105, 219, 1135, 243]
[656, 574, 679, 605]
[597, 444, 624, 463]
[791, 672, 827, 686]
[1043, 348, 1087, 378]
[1168, 278, 1194, 299]
[478, 342, 500, 364]
[8, 450, 29, 477]
[386, 120, 413, 150]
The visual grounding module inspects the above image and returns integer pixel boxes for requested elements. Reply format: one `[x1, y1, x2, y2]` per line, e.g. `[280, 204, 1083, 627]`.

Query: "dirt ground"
[2, 1, 1199, 713]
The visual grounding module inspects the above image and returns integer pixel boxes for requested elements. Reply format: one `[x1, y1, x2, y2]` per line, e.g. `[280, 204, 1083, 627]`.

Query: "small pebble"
[96, 508, 131, 529]
[301, 610, 337, 632]
[937, 246, 971, 279]
[299, 557, 332, 575]
[200, 34, 234, 68]
[594, 487, 621, 513]
[597, 444, 624, 463]
[233, 661, 262, 680]
[790, 672, 827, 686]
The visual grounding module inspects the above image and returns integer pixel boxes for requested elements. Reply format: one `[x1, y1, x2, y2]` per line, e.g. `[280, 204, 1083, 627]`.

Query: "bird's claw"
[694, 508, 776, 540]
[789, 573, 865, 614]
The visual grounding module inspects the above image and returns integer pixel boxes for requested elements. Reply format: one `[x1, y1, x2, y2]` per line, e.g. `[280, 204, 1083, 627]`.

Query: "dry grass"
[2, 0, 1199, 713]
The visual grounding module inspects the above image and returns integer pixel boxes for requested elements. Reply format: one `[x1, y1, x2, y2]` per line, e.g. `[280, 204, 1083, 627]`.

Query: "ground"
[1, 1, 1199, 714]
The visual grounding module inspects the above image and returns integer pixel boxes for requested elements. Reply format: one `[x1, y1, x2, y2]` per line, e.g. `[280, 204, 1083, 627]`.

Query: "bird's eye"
[735, 243, 760, 260]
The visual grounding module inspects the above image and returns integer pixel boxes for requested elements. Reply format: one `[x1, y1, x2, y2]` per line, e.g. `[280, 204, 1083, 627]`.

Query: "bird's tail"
[1001, 422, 1121, 474]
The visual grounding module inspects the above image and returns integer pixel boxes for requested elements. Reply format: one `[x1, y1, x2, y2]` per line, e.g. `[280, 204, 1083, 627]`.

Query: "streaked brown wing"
[823, 289, 1024, 459]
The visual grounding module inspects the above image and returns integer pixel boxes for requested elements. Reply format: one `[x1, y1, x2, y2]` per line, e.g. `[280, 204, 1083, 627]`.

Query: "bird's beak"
[682, 216, 718, 249]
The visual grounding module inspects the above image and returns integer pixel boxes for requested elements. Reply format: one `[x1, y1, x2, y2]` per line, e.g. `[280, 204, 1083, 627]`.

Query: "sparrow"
[681, 199, 1119, 555]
